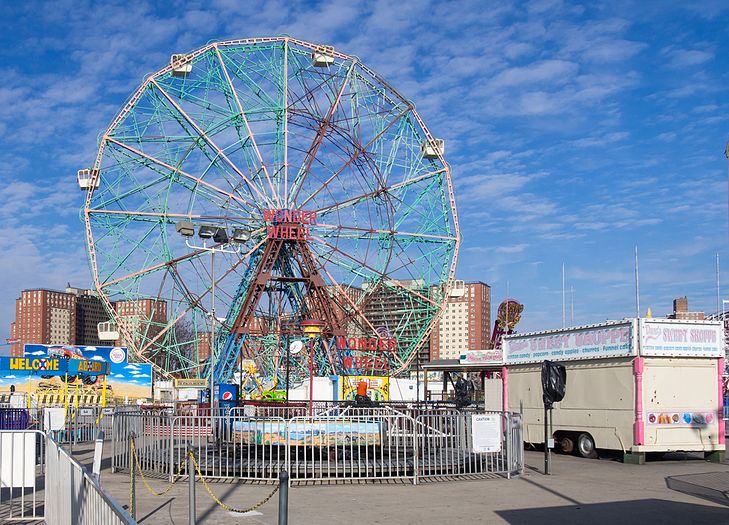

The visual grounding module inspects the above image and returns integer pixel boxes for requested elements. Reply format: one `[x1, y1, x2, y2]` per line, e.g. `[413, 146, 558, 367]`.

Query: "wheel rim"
[560, 436, 574, 453]
[579, 435, 594, 455]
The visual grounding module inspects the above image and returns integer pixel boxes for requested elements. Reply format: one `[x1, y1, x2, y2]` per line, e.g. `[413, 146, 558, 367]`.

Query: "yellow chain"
[129, 438, 188, 497]
[188, 451, 280, 514]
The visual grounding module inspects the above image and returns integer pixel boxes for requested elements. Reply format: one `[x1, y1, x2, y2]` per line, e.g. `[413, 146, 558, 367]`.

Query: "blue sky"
[0, 0, 728, 344]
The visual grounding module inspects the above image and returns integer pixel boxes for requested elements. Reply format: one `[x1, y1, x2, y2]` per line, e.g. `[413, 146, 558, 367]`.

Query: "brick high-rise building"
[668, 296, 704, 320]
[65, 286, 109, 347]
[9, 289, 77, 356]
[362, 279, 434, 366]
[114, 299, 168, 351]
[430, 280, 491, 360]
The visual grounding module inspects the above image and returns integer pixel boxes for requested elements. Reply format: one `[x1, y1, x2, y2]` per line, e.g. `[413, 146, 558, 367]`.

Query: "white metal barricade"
[46, 434, 136, 524]
[415, 411, 522, 481]
[0, 430, 44, 521]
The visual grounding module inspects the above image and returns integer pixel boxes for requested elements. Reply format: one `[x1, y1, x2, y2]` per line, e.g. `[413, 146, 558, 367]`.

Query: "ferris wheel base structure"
[80, 36, 460, 384]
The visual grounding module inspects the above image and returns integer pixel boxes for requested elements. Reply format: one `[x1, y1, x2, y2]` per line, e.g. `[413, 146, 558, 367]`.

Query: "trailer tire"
[577, 433, 598, 459]
[558, 434, 575, 454]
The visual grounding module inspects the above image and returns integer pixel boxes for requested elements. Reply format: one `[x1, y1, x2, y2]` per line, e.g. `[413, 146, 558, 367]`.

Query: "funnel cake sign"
[503, 322, 634, 364]
[264, 209, 316, 240]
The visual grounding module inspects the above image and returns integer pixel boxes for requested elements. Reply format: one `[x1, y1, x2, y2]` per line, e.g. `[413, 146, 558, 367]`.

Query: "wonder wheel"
[81, 37, 460, 383]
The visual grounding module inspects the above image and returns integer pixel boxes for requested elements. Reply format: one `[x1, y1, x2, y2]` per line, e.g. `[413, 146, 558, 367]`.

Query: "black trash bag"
[541, 360, 566, 408]
[454, 375, 474, 408]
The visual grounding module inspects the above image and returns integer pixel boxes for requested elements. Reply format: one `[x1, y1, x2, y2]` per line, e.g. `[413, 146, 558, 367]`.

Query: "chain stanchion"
[278, 470, 289, 525]
[189, 451, 280, 514]
[128, 438, 280, 517]
[188, 449, 196, 525]
[129, 441, 136, 520]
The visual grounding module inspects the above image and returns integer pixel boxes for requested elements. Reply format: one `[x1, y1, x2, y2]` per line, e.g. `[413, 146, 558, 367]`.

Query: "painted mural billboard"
[0, 344, 152, 400]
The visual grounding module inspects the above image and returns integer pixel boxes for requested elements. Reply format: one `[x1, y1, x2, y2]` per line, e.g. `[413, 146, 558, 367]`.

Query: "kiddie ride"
[238, 360, 286, 401]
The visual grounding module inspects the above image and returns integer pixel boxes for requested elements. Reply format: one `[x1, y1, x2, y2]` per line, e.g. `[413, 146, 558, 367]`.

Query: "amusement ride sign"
[264, 209, 317, 240]
[334, 335, 397, 374]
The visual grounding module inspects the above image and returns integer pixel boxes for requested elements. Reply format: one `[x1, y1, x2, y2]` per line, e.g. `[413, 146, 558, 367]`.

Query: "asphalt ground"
[66, 443, 729, 525]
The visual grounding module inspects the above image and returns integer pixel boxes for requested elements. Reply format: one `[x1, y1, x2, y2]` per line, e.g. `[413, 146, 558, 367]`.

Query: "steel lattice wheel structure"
[83, 37, 460, 384]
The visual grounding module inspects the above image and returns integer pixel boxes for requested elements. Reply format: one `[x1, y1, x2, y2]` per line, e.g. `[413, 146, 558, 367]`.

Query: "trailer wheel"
[559, 435, 575, 454]
[577, 433, 598, 459]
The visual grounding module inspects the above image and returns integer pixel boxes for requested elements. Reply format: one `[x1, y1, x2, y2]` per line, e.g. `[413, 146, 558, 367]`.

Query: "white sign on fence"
[78, 408, 93, 416]
[0, 433, 36, 488]
[471, 414, 501, 453]
[102, 407, 114, 415]
[43, 407, 66, 432]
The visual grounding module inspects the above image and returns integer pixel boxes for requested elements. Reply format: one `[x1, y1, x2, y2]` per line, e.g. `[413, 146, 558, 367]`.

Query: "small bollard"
[278, 470, 289, 525]
[188, 451, 196, 525]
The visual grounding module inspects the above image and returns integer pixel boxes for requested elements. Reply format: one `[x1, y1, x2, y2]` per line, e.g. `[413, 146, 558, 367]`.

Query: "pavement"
[73, 444, 729, 525]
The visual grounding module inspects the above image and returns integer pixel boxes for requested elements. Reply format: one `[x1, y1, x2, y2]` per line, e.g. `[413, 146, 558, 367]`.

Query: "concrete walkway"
[80, 445, 729, 524]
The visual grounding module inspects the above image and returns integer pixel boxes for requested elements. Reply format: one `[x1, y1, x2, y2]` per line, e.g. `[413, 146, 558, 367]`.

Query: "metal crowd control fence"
[288, 407, 418, 482]
[113, 411, 172, 480]
[416, 411, 523, 481]
[0, 409, 30, 430]
[0, 430, 44, 521]
[46, 432, 136, 524]
[112, 407, 523, 485]
[60, 406, 115, 445]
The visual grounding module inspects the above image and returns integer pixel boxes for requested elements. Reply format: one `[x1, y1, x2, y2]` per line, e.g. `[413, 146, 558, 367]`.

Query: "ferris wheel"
[81, 37, 459, 382]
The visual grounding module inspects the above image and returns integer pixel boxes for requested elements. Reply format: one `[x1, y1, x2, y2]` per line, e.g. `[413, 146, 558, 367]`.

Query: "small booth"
[422, 349, 506, 408]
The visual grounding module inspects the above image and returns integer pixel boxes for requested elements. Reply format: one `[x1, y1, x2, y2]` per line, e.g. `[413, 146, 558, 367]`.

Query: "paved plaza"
[72, 444, 729, 524]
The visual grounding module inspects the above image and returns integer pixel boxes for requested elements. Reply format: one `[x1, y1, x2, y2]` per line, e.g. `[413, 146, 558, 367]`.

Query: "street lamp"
[176, 221, 249, 422]
[301, 319, 324, 416]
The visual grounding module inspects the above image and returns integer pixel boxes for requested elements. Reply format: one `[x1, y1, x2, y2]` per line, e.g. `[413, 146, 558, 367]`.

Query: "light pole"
[301, 319, 324, 417]
[176, 222, 249, 421]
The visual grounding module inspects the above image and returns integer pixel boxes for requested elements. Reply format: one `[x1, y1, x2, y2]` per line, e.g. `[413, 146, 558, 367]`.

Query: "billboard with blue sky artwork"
[0, 344, 152, 400]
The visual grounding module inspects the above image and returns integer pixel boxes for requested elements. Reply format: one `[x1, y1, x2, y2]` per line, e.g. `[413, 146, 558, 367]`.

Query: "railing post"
[188, 450, 196, 525]
[129, 430, 137, 520]
[412, 415, 419, 485]
[278, 470, 289, 525]
[169, 416, 176, 482]
[92, 430, 104, 482]
[505, 413, 512, 479]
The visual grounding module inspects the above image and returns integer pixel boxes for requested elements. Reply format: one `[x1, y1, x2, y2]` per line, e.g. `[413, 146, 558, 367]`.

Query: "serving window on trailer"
[501, 318, 725, 463]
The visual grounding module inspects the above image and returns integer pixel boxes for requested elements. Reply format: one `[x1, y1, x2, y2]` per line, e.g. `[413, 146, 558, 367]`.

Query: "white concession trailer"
[498, 318, 725, 463]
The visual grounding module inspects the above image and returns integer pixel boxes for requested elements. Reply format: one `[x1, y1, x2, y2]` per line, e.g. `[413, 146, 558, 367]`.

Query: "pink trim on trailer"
[718, 358, 725, 445]
[633, 357, 645, 445]
[501, 366, 509, 412]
